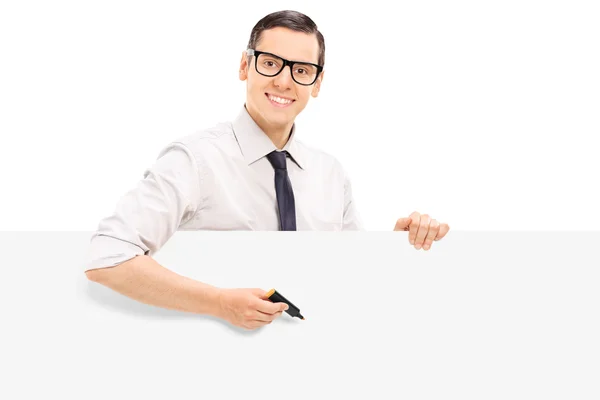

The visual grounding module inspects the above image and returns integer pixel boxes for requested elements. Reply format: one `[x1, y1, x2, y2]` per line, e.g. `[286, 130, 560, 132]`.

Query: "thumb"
[281, 303, 289, 311]
[394, 217, 412, 231]
[253, 288, 268, 298]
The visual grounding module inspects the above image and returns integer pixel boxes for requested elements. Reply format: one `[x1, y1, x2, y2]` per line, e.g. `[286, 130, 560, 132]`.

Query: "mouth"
[265, 93, 295, 108]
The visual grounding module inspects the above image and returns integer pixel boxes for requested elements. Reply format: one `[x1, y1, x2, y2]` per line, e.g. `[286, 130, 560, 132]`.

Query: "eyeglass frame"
[246, 48, 323, 86]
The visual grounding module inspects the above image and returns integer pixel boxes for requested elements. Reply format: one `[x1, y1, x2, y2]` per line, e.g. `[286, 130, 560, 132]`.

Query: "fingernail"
[415, 244, 421, 249]
[423, 244, 430, 250]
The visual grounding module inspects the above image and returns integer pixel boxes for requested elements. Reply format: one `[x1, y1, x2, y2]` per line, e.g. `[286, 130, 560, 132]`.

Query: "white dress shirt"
[85, 105, 364, 271]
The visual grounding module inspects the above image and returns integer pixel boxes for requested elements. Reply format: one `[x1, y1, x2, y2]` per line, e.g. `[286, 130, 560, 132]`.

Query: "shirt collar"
[231, 105, 305, 170]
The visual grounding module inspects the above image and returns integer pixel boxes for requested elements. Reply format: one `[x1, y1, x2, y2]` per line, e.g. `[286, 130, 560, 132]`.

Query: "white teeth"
[268, 95, 292, 105]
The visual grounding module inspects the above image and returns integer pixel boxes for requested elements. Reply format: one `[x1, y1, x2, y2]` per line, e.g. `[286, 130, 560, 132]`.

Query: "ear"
[239, 50, 249, 81]
[311, 70, 325, 98]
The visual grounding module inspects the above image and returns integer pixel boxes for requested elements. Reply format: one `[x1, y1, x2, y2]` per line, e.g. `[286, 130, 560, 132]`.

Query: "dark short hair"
[247, 10, 326, 66]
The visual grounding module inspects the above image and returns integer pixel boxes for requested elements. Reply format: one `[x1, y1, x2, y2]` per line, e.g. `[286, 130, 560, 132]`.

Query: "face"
[239, 27, 324, 133]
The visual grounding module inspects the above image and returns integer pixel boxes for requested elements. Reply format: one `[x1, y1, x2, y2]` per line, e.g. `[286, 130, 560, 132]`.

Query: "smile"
[266, 93, 295, 108]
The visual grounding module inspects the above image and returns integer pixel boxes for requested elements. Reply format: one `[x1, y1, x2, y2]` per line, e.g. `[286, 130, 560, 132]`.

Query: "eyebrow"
[256, 49, 318, 65]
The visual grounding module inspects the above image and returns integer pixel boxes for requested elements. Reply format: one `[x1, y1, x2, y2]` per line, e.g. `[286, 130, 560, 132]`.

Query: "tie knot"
[267, 150, 288, 170]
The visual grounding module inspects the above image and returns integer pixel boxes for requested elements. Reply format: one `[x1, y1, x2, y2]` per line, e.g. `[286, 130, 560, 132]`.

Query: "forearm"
[85, 255, 222, 316]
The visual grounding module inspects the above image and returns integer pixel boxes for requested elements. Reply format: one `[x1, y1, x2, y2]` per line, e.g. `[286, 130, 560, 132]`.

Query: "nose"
[272, 65, 294, 89]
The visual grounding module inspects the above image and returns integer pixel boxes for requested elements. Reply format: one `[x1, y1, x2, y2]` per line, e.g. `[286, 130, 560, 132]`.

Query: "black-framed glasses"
[246, 48, 323, 86]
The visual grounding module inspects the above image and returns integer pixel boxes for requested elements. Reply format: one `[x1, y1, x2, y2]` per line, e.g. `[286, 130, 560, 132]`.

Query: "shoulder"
[172, 121, 235, 149]
[156, 121, 237, 162]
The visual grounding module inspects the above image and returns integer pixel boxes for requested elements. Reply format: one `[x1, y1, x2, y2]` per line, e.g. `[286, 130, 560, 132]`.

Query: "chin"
[261, 106, 295, 125]
[267, 113, 294, 127]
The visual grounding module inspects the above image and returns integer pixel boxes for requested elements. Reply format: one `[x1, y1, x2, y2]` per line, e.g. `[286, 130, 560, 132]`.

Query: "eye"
[262, 58, 280, 69]
[294, 64, 316, 76]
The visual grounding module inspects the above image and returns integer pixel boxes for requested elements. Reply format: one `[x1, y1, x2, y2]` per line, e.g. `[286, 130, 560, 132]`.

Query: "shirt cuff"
[84, 234, 146, 272]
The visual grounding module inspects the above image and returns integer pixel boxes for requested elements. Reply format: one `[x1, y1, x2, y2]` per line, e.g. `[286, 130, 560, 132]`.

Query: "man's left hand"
[394, 211, 450, 251]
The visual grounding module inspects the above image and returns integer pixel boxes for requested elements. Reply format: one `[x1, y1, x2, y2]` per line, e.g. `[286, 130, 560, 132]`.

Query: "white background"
[1, 0, 599, 231]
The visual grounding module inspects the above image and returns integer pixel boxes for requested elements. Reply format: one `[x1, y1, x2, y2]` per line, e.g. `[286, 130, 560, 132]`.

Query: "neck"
[263, 124, 293, 150]
[245, 104, 293, 150]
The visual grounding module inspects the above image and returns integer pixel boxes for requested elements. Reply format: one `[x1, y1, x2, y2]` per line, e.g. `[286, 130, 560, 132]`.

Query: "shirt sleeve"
[341, 168, 365, 231]
[84, 142, 202, 271]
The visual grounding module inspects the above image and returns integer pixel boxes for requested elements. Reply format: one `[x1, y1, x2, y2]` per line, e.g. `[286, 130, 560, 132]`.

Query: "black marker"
[265, 288, 305, 320]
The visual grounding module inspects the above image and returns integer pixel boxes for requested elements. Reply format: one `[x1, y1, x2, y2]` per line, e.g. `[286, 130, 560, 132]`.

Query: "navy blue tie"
[266, 150, 297, 231]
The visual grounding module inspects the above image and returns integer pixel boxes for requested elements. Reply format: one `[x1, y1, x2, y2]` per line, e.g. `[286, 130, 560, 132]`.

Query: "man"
[84, 10, 450, 330]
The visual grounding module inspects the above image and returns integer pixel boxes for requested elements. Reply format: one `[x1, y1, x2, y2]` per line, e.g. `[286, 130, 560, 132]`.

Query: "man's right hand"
[216, 288, 289, 330]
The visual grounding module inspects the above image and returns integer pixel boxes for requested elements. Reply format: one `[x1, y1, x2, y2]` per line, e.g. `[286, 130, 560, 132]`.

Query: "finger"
[243, 309, 270, 323]
[423, 219, 440, 250]
[253, 288, 283, 312]
[250, 309, 284, 323]
[253, 288, 268, 298]
[256, 299, 288, 314]
[394, 217, 412, 231]
[414, 214, 431, 249]
[250, 311, 275, 323]
[256, 310, 284, 322]
[435, 223, 450, 241]
[408, 211, 420, 245]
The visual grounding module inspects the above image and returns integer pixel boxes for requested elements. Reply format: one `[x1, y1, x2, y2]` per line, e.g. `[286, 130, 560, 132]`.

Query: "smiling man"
[84, 10, 450, 330]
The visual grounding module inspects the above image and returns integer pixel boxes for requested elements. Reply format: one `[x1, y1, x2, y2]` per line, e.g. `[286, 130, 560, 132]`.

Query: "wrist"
[201, 285, 225, 317]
